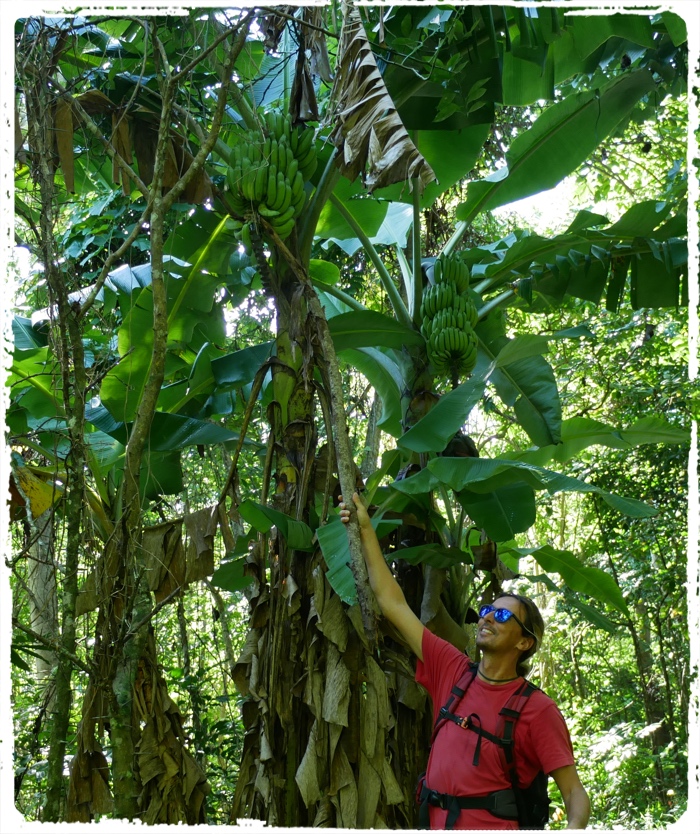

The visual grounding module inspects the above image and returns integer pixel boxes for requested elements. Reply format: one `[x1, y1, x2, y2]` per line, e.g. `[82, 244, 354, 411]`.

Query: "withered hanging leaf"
[54, 97, 75, 192]
[330, 745, 358, 827]
[131, 111, 158, 185]
[184, 504, 218, 584]
[142, 522, 174, 591]
[315, 590, 349, 651]
[357, 749, 382, 827]
[111, 110, 133, 195]
[306, 7, 333, 83]
[290, 59, 319, 123]
[261, 5, 294, 51]
[329, 4, 436, 193]
[74, 88, 114, 115]
[66, 748, 113, 821]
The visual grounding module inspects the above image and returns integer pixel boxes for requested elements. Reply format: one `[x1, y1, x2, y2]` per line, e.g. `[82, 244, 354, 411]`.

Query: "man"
[340, 493, 590, 830]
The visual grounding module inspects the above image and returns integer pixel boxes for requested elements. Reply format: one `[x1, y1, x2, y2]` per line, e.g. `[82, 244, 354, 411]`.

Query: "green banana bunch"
[451, 293, 479, 329]
[427, 326, 478, 377]
[225, 112, 318, 242]
[420, 283, 458, 319]
[433, 253, 470, 294]
[420, 258, 480, 380]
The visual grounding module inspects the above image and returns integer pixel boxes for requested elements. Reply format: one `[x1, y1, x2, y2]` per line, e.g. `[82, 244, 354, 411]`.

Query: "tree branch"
[13, 619, 93, 676]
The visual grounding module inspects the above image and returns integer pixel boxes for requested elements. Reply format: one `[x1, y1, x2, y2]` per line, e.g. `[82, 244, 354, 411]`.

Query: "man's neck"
[477, 655, 520, 684]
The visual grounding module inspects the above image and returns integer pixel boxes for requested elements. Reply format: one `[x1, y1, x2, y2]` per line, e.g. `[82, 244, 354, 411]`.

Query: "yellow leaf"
[12, 466, 61, 519]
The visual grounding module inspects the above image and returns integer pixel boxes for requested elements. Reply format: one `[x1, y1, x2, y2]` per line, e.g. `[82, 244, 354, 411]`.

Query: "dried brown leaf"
[184, 505, 218, 583]
[295, 718, 323, 807]
[315, 590, 349, 652]
[330, 745, 358, 827]
[382, 756, 405, 805]
[322, 644, 351, 726]
[306, 7, 333, 83]
[357, 749, 382, 827]
[329, 5, 436, 193]
[54, 98, 74, 192]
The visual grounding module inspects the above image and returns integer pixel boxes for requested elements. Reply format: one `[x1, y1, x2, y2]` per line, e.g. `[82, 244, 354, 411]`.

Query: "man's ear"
[517, 635, 535, 653]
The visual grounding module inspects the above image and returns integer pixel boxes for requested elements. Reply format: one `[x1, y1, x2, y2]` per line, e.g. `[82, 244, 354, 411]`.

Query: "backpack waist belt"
[418, 782, 518, 829]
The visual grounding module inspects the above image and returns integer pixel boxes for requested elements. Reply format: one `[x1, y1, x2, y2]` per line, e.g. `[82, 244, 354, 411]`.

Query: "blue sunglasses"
[478, 604, 536, 638]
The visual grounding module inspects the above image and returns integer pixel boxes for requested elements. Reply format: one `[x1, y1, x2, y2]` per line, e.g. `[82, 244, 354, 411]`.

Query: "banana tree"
[10, 3, 689, 827]
[200, 3, 688, 826]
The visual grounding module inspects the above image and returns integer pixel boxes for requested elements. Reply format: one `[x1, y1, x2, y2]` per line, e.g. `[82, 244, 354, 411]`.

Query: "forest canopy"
[2, 2, 695, 829]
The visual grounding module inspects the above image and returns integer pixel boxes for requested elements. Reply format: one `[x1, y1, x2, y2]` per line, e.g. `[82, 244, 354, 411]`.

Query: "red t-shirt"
[415, 629, 575, 830]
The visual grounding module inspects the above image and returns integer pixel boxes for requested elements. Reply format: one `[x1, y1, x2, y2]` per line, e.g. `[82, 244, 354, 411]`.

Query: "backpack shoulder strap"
[430, 661, 479, 745]
[497, 679, 540, 777]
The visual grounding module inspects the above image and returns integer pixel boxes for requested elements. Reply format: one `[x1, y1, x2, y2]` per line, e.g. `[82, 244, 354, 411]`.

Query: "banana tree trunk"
[230, 253, 434, 826]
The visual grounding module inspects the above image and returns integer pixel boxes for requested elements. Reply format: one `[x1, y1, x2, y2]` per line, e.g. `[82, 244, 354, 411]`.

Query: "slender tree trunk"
[21, 34, 87, 819]
[26, 510, 58, 684]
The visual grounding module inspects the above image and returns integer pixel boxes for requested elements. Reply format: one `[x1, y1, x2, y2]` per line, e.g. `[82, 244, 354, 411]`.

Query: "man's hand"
[339, 492, 371, 530]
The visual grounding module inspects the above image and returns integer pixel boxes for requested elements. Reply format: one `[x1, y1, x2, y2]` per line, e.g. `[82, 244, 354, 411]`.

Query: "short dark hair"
[495, 592, 545, 678]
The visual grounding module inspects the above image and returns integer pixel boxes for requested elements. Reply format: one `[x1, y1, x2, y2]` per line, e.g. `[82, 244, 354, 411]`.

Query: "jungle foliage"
[6, 3, 691, 829]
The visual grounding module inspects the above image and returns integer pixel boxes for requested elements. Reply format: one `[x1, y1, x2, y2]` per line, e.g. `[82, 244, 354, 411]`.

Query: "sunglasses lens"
[478, 605, 515, 624]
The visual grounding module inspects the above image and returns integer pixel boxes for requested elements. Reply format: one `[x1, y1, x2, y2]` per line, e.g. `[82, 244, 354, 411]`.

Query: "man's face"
[475, 597, 532, 654]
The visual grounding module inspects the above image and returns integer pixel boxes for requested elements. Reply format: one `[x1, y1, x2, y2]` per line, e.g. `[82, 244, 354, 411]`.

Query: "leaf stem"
[328, 193, 412, 326]
[411, 177, 423, 325]
[478, 288, 515, 320]
[311, 279, 367, 312]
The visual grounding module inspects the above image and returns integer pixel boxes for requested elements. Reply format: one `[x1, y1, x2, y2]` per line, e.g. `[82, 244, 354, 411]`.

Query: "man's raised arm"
[340, 493, 425, 660]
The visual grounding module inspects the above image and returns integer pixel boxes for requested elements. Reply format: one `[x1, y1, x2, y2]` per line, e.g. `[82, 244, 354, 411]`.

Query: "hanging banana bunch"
[420, 254, 479, 380]
[225, 111, 317, 245]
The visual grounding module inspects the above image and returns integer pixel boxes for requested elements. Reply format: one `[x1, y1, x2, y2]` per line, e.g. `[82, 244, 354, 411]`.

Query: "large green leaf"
[390, 543, 468, 569]
[9, 349, 62, 416]
[140, 450, 183, 499]
[315, 174, 388, 242]
[516, 571, 620, 634]
[317, 514, 404, 604]
[100, 298, 153, 423]
[427, 456, 657, 518]
[476, 312, 562, 446]
[239, 500, 314, 552]
[316, 518, 357, 605]
[309, 259, 341, 286]
[339, 348, 402, 438]
[630, 243, 686, 308]
[145, 413, 239, 451]
[12, 316, 48, 350]
[211, 342, 274, 387]
[456, 69, 656, 222]
[503, 544, 629, 615]
[398, 377, 486, 453]
[513, 416, 689, 468]
[457, 482, 537, 541]
[492, 327, 593, 368]
[605, 200, 673, 239]
[501, 47, 554, 106]
[211, 557, 255, 594]
[328, 310, 423, 352]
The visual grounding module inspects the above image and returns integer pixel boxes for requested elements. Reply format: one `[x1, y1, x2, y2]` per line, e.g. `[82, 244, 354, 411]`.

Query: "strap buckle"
[427, 790, 448, 810]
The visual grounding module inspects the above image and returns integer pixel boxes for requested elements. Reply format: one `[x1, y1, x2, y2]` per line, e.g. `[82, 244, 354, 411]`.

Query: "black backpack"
[416, 662, 551, 830]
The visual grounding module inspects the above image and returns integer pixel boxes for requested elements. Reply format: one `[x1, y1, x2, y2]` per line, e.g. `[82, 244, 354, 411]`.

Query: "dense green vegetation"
[5, 3, 692, 829]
